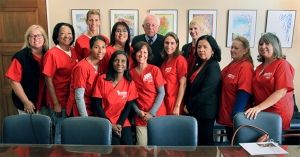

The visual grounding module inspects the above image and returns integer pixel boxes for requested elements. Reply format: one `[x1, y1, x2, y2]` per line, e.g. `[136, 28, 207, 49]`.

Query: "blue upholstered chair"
[2, 114, 52, 144]
[61, 117, 112, 145]
[147, 115, 198, 146]
[232, 112, 282, 145]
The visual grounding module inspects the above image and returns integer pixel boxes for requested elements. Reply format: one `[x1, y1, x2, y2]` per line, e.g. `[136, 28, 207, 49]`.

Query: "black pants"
[111, 127, 133, 145]
[196, 117, 215, 146]
[225, 126, 234, 142]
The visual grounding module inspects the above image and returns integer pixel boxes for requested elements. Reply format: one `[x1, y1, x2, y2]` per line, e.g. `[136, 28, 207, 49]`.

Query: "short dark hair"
[52, 22, 75, 45]
[131, 41, 153, 66]
[196, 35, 221, 62]
[110, 22, 131, 53]
[89, 35, 106, 49]
[105, 50, 132, 82]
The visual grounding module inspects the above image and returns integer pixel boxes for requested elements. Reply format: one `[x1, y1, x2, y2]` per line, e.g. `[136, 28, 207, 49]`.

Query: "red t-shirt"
[92, 74, 138, 127]
[217, 59, 254, 127]
[130, 64, 167, 126]
[66, 59, 100, 116]
[43, 46, 78, 109]
[74, 34, 109, 61]
[160, 55, 187, 115]
[253, 58, 294, 130]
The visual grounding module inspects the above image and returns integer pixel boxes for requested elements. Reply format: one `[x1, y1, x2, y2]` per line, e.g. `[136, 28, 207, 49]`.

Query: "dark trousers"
[196, 117, 215, 146]
[225, 126, 234, 142]
[111, 127, 133, 145]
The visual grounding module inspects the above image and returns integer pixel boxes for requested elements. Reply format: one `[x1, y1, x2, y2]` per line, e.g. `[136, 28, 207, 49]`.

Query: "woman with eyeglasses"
[6, 25, 49, 115]
[217, 36, 254, 142]
[43, 22, 78, 144]
[99, 22, 135, 73]
[74, 9, 109, 62]
[245, 33, 294, 131]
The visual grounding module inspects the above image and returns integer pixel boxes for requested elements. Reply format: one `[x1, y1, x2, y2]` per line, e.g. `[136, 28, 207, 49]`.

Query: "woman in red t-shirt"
[66, 35, 107, 117]
[245, 33, 294, 131]
[93, 50, 138, 145]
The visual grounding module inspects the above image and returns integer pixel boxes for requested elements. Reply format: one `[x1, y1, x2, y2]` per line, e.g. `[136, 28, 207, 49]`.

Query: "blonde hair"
[22, 24, 49, 51]
[190, 16, 211, 35]
[86, 9, 100, 21]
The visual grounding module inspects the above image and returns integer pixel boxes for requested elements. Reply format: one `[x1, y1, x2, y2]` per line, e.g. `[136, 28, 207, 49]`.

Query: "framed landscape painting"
[149, 9, 178, 35]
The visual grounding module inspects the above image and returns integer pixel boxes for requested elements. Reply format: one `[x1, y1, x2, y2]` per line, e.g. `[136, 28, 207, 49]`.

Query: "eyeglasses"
[116, 29, 128, 33]
[144, 23, 158, 28]
[261, 32, 276, 36]
[29, 34, 43, 39]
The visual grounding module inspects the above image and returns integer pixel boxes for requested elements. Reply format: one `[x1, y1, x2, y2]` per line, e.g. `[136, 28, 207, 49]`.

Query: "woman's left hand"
[183, 105, 189, 114]
[245, 106, 261, 120]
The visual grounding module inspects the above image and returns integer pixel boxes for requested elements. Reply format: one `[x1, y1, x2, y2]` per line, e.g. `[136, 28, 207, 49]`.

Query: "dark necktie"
[148, 38, 153, 45]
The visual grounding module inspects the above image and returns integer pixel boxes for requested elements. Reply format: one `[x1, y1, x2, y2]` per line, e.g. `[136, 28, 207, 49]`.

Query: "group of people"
[6, 9, 295, 147]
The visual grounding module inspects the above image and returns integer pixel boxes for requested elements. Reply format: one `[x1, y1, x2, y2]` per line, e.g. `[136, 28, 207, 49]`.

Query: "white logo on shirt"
[165, 67, 172, 73]
[117, 90, 127, 99]
[227, 74, 236, 79]
[143, 72, 153, 83]
[263, 72, 272, 79]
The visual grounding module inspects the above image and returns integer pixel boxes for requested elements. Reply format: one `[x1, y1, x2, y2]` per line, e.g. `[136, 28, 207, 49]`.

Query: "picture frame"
[71, 9, 100, 40]
[188, 9, 217, 43]
[149, 9, 178, 35]
[226, 10, 257, 47]
[266, 10, 296, 48]
[110, 9, 139, 43]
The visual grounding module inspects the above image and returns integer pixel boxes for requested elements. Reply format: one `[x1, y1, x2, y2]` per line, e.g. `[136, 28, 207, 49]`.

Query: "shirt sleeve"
[74, 40, 83, 61]
[5, 58, 22, 82]
[73, 65, 88, 88]
[274, 60, 294, 92]
[127, 81, 138, 101]
[237, 62, 254, 94]
[75, 88, 88, 117]
[92, 75, 103, 98]
[176, 56, 188, 80]
[117, 100, 134, 126]
[43, 51, 57, 77]
[149, 85, 165, 116]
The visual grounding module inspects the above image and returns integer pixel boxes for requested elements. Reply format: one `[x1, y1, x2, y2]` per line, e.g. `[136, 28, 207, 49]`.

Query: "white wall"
[47, 0, 300, 108]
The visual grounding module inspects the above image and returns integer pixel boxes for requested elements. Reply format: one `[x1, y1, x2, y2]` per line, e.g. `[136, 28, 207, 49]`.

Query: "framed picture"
[149, 9, 178, 35]
[266, 10, 296, 48]
[226, 10, 257, 47]
[188, 9, 217, 43]
[71, 9, 100, 40]
[110, 9, 139, 43]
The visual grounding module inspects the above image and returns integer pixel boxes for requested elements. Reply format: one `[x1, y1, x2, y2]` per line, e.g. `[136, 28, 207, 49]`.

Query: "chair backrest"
[147, 115, 198, 146]
[233, 112, 282, 145]
[2, 114, 52, 144]
[61, 117, 112, 145]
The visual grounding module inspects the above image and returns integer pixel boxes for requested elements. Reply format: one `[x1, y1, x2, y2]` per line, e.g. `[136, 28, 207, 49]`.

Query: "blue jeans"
[50, 109, 67, 144]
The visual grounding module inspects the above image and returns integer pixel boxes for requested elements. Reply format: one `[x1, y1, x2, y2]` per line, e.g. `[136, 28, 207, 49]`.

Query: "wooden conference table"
[0, 144, 299, 156]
